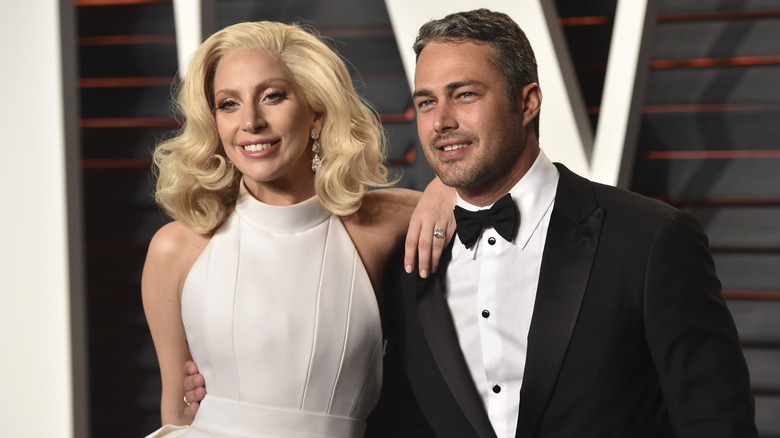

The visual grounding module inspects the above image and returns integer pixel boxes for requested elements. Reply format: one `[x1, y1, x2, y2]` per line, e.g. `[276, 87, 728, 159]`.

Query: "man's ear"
[520, 83, 542, 127]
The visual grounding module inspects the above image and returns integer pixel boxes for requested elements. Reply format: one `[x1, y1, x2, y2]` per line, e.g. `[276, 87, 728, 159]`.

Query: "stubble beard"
[432, 158, 487, 189]
[428, 139, 522, 196]
[426, 132, 485, 189]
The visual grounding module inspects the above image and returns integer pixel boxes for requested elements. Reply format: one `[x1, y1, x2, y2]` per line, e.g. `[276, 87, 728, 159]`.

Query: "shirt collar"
[455, 149, 559, 249]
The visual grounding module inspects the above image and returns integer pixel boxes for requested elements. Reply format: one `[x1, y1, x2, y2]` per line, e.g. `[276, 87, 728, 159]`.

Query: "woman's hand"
[404, 178, 456, 278]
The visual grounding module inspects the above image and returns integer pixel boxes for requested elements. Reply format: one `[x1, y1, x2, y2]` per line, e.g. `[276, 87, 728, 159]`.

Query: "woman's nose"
[242, 106, 265, 132]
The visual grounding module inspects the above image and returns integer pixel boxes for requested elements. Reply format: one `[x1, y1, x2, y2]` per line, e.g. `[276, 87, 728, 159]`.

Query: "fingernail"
[420, 270, 428, 278]
[405, 265, 412, 274]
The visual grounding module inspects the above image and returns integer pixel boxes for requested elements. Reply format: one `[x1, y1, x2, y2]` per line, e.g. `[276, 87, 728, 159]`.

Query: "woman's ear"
[312, 112, 324, 134]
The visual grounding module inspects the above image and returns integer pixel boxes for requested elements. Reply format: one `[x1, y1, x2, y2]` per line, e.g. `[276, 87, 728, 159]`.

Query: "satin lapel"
[416, 242, 497, 438]
[516, 164, 604, 438]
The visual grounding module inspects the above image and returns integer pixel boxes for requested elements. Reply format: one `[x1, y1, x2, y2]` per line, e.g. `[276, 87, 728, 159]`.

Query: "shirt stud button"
[481, 309, 490, 318]
[492, 384, 501, 393]
[488, 237, 496, 245]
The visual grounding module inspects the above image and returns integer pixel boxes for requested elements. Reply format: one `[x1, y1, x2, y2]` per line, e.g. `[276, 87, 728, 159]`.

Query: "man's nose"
[433, 102, 458, 133]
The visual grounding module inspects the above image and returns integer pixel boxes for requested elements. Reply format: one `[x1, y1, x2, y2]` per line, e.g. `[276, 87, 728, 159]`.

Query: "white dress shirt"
[445, 150, 559, 438]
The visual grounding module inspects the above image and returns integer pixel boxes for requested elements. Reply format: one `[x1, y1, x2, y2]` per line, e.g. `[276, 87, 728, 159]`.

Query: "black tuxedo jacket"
[367, 164, 756, 438]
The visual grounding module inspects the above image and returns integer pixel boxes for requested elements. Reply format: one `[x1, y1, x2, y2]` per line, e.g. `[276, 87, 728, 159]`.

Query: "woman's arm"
[141, 221, 209, 425]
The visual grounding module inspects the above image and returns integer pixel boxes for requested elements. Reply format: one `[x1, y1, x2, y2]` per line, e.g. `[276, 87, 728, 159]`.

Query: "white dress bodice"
[178, 186, 382, 437]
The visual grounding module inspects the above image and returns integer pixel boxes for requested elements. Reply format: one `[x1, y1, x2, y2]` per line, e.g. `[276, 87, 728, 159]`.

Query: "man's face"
[414, 41, 535, 201]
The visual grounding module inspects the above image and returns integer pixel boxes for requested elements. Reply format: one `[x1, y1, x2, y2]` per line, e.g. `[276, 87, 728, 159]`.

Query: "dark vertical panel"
[77, 1, 179, 436]
[632, 0, 780, 434]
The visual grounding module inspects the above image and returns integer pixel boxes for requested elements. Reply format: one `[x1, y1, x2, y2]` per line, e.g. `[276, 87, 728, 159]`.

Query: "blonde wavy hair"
[153, 21, 391, 234]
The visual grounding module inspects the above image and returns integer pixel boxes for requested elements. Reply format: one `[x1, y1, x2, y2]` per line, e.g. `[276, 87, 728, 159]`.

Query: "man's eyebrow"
[445, 80, 484, 91]
[412, 88, 434, 99]
[412, 80, 486, 99]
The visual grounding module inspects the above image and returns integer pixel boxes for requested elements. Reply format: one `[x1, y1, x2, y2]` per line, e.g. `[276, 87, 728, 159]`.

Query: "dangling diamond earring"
[311, 128, 322, 172]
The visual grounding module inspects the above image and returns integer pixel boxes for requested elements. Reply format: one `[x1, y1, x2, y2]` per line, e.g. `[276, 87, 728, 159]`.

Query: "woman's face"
[213, 49, 320, 204]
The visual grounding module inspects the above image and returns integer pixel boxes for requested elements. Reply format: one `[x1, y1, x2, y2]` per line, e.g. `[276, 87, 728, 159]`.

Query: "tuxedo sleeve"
[643, 210, 757, 437]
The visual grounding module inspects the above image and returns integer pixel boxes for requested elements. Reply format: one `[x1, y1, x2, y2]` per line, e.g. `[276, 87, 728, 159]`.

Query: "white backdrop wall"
[0, 0, 85, 436]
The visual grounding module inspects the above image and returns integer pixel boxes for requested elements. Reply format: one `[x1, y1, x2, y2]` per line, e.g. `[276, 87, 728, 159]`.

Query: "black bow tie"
[454, 193, 518, 249]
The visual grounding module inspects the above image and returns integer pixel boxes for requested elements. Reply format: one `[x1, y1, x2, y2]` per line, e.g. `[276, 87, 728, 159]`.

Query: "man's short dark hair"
[413, 8, 540, 136]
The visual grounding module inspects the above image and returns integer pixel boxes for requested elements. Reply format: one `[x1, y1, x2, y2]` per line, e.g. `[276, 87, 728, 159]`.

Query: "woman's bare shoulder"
[363, 187, 421, 209]
[144, 221, 211, 296]
[148, 221, 210, 261]
[358, 188, 421, 228]
[341, 189, 419, 246]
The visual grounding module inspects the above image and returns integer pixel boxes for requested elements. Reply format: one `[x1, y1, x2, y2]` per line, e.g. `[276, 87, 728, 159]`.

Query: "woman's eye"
[264, 91, 287, 102]
[216, 100, 238, 111]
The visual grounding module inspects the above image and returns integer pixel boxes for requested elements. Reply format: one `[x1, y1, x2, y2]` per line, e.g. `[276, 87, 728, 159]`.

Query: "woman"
[142, 21, 451, 437]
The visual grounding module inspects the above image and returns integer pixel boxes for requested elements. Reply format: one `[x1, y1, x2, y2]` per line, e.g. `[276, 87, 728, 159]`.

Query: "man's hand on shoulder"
[182, 360, 206, 420]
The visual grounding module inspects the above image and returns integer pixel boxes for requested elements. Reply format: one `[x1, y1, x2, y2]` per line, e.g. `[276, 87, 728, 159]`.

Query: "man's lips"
[441, 143, 469, 152]
[435, 139, 471, 153]
[434, 134, 475, 152]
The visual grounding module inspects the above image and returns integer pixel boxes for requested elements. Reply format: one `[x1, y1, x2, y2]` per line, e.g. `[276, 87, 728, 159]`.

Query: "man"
[368, 8, 756, 438]
[185, 9, 757, 437]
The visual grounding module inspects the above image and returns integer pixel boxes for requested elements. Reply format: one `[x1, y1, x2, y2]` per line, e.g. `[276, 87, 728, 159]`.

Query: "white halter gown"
[169, 186, 382, 437]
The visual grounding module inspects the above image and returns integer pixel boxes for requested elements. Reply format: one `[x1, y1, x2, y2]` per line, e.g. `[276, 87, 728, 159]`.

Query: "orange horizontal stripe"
[559, 16, 612, 26]
[643, 150, 780, 159]
[387, 144, 417, 166]
[81, 117, 180, 128]
[80, 77, 176, 87]
[578, 56, 780, 73]
[79, 34, 174, 46]
[658, 10, 780, 22]
[557, 10, 780, 26]
[556, 11, 780, 26]
[379, 105, 416, 123]
[722, 290, 780, 300]
[589, 103, 780, 114]
[656, 197, 780, 207]
[643, 103, 780, 113]
[652, 55, 780, 69]
[76, 0, 170, 6]
[319, 26, 394, 37]
[351, 71, 405, 80]
[82, 159, 152, 169]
